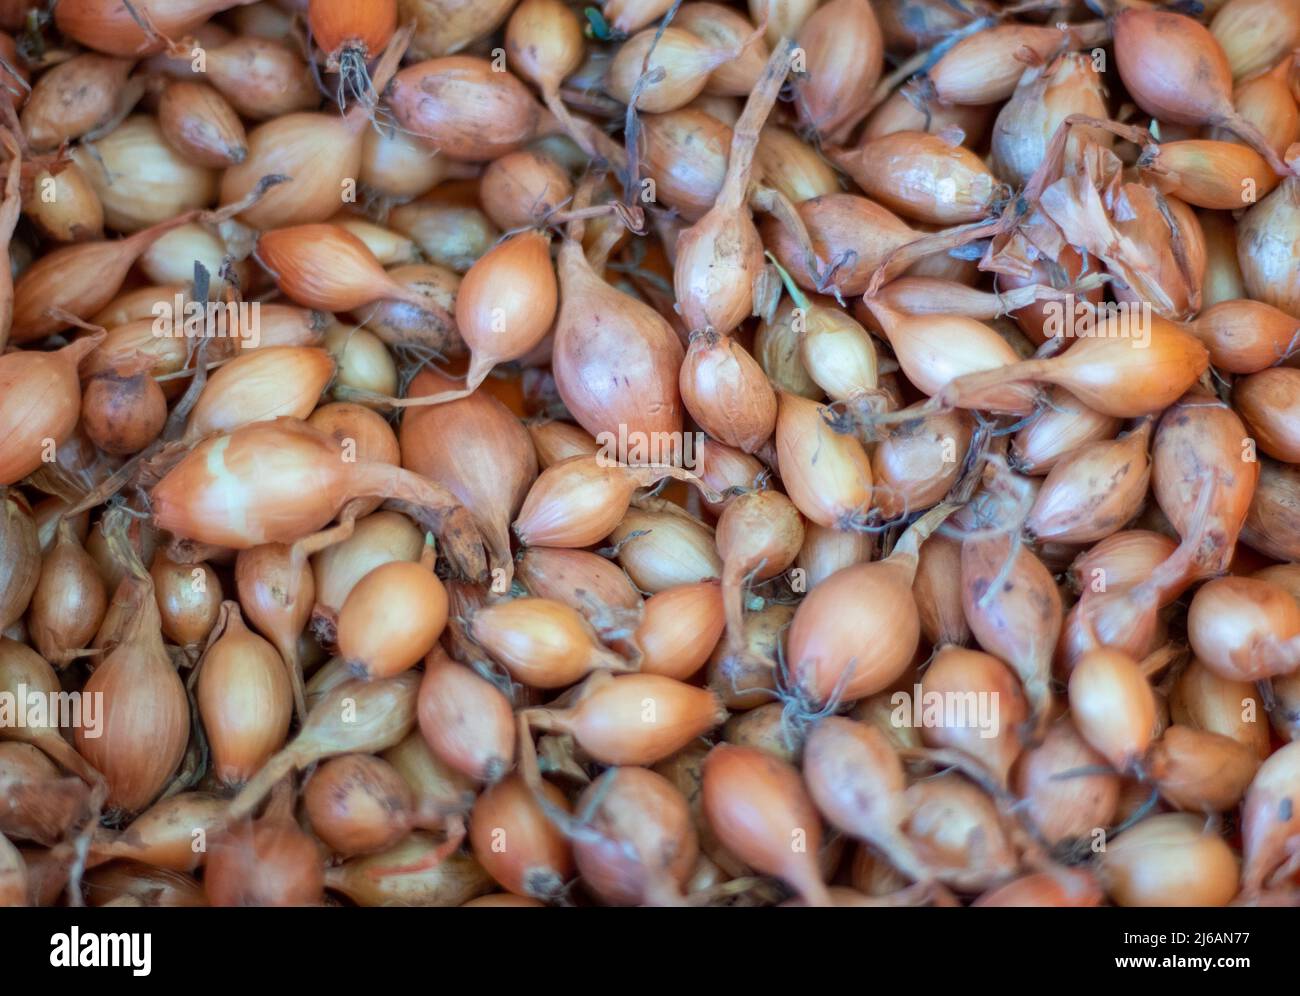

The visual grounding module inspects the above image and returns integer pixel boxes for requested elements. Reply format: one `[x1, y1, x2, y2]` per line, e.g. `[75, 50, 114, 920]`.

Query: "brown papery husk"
[1147, 725, 1260, 813]
[1187, 298, 1300, 373]
[702, 743, 831, 906]
[1234, 366, 1300, 462]
[0, 127, 19, 351]
[900, 772, 1018, 893]
[1024, 418, 1152, 545]
[225, 671, 420, 823]
[1151, 392, 1257, 575]
[525, 673, 726, 766]
[991, 52, 1111, 189]
[417, 646, 516, 784]
[1012, 716, 1119, 848]
[1240, 740, 1300, 892]
[23, 162, 104, 244]
[84, 863, 207, 908]
[257, 224, 428, 313]
[73, 511, 189, 817]
[0, 742, 92, 846]
[674, 40, 793, 337]
[1010, 386, 1121, 475]
[400, 368, 537, 585]
[150, 419, 487, 581]
[307, 403, 401, 517]
[707, 601, 788, 710]
[639, 108, 731, 222]
[28, 518, 106, 667]
[786, 503, 953, 709]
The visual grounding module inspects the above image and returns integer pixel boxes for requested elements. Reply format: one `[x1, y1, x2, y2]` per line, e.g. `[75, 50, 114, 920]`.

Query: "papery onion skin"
[1100, 813, 1240, 907]
[418, 648, 516, 783]
[469, 774, 573, 900]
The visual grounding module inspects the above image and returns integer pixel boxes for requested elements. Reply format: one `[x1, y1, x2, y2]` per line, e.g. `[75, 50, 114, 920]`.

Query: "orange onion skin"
[1235, 367, 1300, 463]
[557, 674, 726, 765]
[1100, 813, 1240, 907]
[552, 241, 685, 445]
[388, 57, 540, 162]
[337, 560, 448, 679]
[196, 604, 293, 788]
[680, 331, 778, 453]
[793, 0, 883, 141]
[0, 337, 101, 486]
[55, 0, 252, 57]
[1240, 740, 1300, 892]
[636, 582, 725, 680]
[309, 0, 397, 55]
[1187, 576, 1300, 681]
[701, 744, 830, 906]
[1013, 717, 1120, 846]
[786, 558, 918, 706]
[572, 767, 698, 906]
[400, 368, 537, 580]
[417, 648, 516, 783]
[303, 754, 412, 857]
[206, 819, 325, 907]
[469, 775, 573, 900]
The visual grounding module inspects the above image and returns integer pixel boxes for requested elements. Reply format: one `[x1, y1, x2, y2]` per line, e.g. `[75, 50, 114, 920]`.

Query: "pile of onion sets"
[4, 0, 1300, 909]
